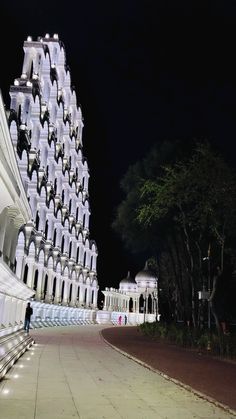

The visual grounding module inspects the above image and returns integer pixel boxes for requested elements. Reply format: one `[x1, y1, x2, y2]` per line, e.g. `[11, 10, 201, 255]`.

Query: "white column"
[26, 257, 35, 288]
[15, 252, 25, 280]
[36, 266, 44, 300]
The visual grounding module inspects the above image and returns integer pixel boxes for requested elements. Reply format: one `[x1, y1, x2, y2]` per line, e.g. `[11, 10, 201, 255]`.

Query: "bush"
[139, 321, 236, 359]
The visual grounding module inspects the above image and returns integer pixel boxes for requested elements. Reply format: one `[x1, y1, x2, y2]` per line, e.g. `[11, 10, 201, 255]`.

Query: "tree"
[137, 141, 236, 328]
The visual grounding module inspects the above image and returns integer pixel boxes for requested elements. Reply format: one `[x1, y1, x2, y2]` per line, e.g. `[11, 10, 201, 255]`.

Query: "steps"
[0, 330, 34, 380]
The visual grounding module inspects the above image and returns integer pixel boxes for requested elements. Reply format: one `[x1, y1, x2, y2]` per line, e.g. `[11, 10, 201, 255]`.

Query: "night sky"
[1, 1, 236, 291]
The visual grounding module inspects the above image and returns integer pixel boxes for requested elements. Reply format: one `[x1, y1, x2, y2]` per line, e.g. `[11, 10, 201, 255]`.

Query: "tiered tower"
[8, 34, 98, 310]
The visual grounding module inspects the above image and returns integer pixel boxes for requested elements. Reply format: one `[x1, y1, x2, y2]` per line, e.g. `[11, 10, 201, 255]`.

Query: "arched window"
[54, 178, 57, 194]
[62, 190, 64, 204]
[84, 288, 87, 304]
[91, 290, 94, 304]
[69, 199, 72, 213]
[76, 247, 80, 263]
[76, 207, 79, 221]
[83, 214, 86, 228]
[83, 251, 86, 267]
[77, 286, 80, 300]
[90, 256, 93, 270]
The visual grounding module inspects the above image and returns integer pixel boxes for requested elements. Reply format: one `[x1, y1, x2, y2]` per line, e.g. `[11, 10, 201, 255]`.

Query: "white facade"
[0, 90, 34, 335]
[8, 34, 99, 313]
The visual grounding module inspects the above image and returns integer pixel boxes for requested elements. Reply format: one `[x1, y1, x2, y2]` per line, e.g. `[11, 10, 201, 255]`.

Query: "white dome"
[119, 271, 137, 292]
[135, 261, 158, 288]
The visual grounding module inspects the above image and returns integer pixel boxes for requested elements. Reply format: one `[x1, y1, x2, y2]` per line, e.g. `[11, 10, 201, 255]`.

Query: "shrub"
[139, 321, 236, 359]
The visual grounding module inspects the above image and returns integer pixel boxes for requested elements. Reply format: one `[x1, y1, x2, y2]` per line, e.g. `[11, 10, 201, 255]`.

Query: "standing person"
[118, 315, 122, 325]
[24, 302, 33, 333]
[124, 315, 127, 325]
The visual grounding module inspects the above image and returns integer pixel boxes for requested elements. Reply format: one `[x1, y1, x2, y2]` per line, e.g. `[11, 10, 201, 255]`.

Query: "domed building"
[99, 262, 159, 325]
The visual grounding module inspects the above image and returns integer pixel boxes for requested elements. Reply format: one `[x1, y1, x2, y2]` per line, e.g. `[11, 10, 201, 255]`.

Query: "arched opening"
[129, 297, 133, 312]
[77, 286, 80, 300]
[84, 288, 87, 304]
[29, 61, 33, 78]
[83, 213, 86, 228]
[18, 105, 22, 124]
[90, 256, 93, 270]
[147, 294, 152, 314]
[61, 281, 65, 300]
[54, 178, 57, 193]
[69, 284, 72, 302]
[76, 207, 79, 221]
[91, 290, 94, 305]
[83, 251, 86, 267]
[43, 274, 48, 299]
[45, 220, 48, 240]
[61, 235, 64, 253]
[35, 211, 40, 230]
[53, 229, 57, 246]
[33, 269, 38, 291]
[62, 190, 64, 204]
[52, 277, 57, 298]
[76, 247, 80, 263]
[69, 241, 72, 258]
[69, 199, 72, 213]
[139, 294, 144, 313]
[23, 264, 28, 284]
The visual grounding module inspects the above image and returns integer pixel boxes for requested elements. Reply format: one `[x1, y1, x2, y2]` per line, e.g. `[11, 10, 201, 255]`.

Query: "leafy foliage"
[113, 139, 236, 327]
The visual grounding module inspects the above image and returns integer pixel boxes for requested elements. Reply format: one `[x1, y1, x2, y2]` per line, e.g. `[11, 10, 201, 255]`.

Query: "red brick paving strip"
[101, 326, 236, 412]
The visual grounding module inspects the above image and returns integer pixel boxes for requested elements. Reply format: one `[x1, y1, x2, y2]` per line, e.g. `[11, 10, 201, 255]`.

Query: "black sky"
[1, 1, 236, 290]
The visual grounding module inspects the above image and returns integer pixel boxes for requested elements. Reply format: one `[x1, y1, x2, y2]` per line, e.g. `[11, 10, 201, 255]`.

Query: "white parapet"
[96, 310, 113, 324]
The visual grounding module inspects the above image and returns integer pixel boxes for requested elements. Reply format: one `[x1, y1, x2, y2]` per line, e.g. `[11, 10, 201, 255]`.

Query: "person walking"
[24, 302, 33, 333]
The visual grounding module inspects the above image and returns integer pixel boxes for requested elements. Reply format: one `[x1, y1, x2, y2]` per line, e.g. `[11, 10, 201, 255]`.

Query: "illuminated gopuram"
[8, 34, 98, 322]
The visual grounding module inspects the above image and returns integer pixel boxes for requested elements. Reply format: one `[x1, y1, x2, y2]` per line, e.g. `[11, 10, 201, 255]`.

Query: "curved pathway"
[102, 326, 236, 413]
[0, 325, 234, 419]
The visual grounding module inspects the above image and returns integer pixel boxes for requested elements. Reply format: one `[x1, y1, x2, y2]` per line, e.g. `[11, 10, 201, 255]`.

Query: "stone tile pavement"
[0, 325, 235, 419]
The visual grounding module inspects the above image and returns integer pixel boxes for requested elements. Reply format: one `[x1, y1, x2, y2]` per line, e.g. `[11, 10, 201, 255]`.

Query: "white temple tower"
[8, 34, 99, 312]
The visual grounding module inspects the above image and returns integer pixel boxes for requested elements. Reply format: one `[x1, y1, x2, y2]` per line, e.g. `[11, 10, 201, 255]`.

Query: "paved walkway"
[102, 326, 236, 414]
[0, 325, 235, 419]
